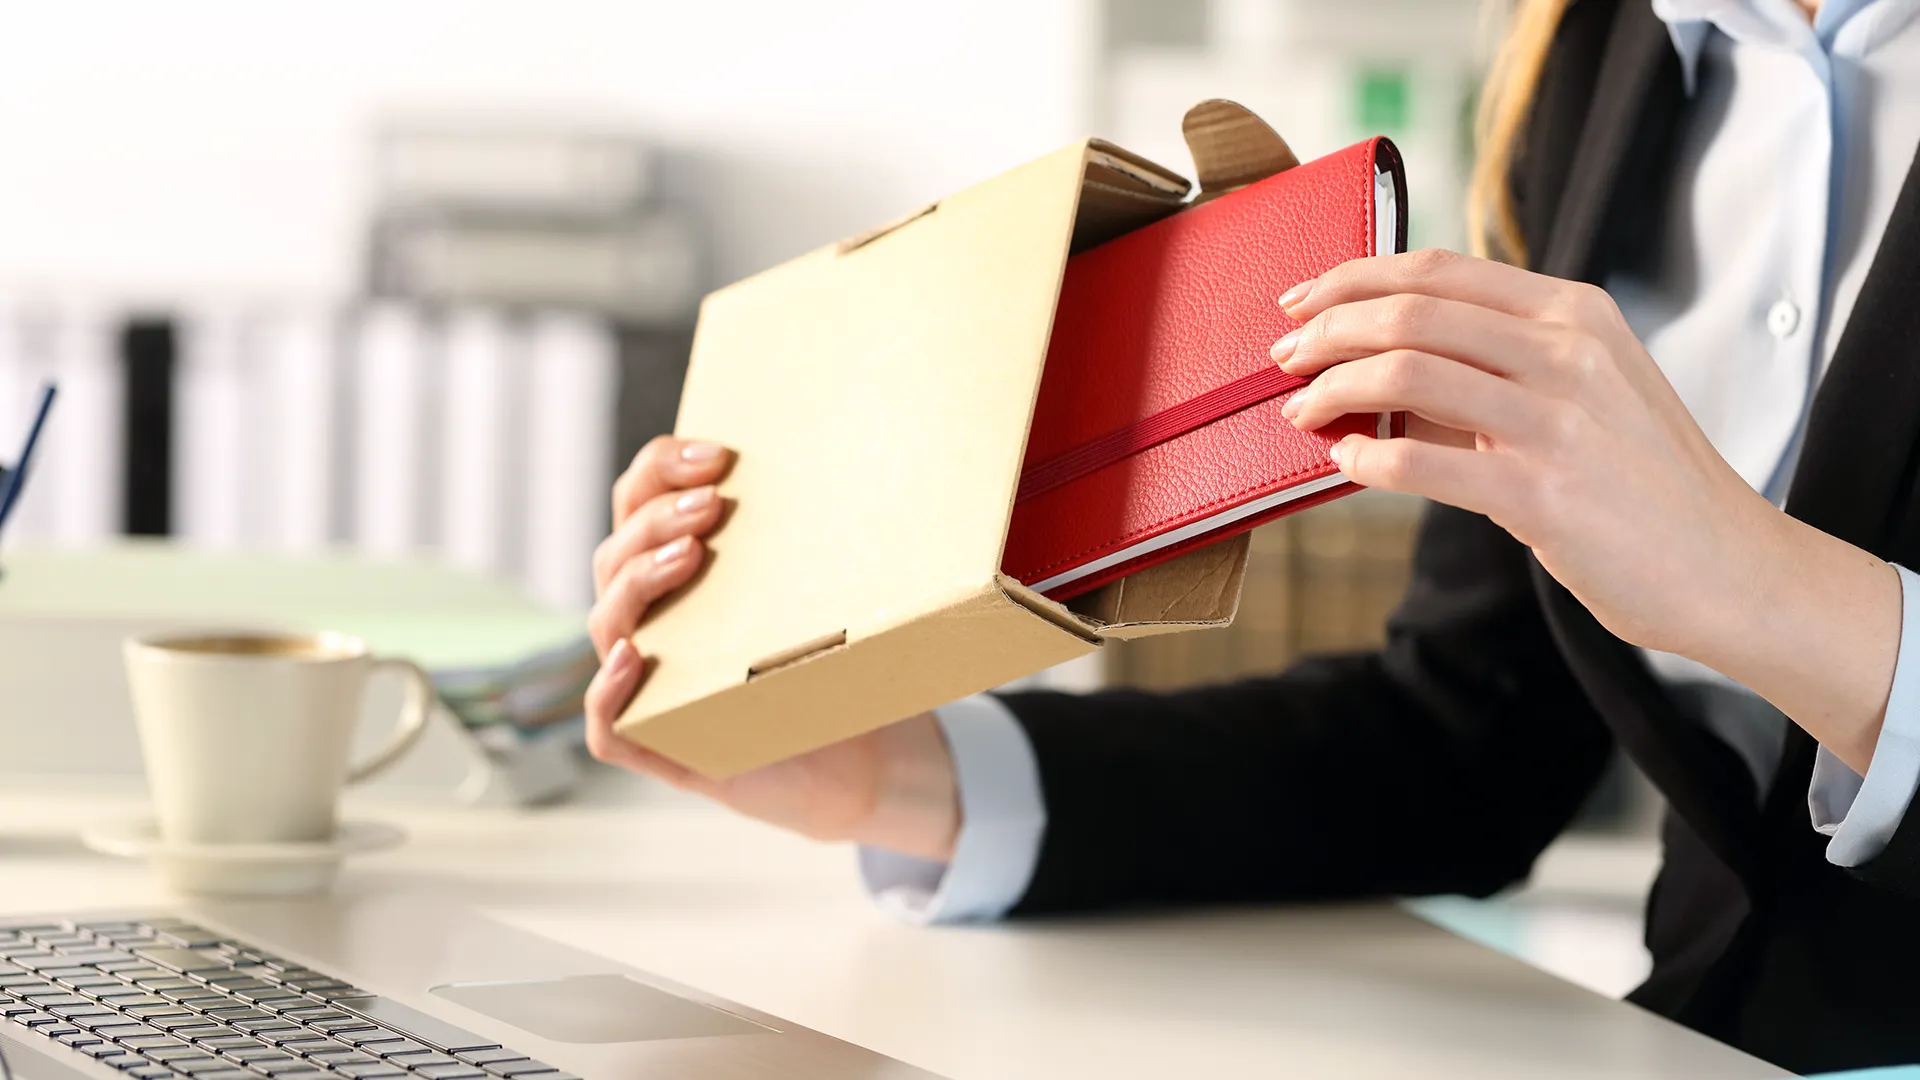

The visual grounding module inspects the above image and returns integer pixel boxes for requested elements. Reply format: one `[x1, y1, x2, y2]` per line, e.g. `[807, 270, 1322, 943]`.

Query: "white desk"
[0, 774, 1790, 1080]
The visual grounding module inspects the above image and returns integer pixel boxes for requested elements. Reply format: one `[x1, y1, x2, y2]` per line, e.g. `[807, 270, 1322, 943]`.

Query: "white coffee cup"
[123, 630, 434, 846]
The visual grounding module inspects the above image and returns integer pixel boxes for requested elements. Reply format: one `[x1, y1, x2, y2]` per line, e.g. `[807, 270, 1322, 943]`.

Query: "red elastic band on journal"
[1015, 365, 1309, 504]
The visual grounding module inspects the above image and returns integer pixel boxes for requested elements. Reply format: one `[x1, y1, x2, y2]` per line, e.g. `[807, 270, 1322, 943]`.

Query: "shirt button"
[1767, 298, 1801, 339]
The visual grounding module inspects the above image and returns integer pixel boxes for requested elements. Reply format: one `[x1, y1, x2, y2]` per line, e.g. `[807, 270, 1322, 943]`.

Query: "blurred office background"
[0, 0, 1658, 997]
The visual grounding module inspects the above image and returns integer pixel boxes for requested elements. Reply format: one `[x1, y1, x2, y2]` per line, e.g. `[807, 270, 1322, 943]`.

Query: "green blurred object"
[0, 542, 592, 804]
[0, 541, 583, 672]
[1355, 66, 1411, 133]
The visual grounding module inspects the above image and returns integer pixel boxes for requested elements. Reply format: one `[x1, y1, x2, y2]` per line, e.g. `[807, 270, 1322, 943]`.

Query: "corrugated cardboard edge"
[618, 578, 1098, 780]
[1182, 99, 1301, 203]
[1065, 533, 1251, 639]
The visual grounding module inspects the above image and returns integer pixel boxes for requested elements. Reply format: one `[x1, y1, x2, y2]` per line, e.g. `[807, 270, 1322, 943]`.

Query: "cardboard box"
[617, 101, 1303, 777]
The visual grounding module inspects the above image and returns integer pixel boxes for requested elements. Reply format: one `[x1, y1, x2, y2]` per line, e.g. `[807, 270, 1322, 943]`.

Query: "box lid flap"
[630, 140, 1170, 719]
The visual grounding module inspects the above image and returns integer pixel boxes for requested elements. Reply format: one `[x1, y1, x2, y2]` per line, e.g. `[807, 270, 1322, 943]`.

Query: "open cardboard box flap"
[620, 102, 1301, 778]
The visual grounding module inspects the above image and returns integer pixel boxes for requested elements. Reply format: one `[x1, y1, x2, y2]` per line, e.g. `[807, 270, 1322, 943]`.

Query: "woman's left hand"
[1272, 249, 1899, 769]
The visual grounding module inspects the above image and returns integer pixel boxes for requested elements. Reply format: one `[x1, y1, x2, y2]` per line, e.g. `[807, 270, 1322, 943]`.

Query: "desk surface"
[0, 777, 1790, 1080]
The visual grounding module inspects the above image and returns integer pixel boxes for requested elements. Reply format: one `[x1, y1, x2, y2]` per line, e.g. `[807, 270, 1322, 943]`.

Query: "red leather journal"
[1003, 137, 1408, 601]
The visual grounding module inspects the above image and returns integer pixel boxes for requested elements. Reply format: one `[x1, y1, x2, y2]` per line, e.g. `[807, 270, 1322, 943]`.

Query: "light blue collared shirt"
[863, 0, 1920, 920]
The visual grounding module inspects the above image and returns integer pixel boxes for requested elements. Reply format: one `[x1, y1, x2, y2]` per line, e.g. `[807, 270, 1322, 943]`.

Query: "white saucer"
[80, 819, 407, 897]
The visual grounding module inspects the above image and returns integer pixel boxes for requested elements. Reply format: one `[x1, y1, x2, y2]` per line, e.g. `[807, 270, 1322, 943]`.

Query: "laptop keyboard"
[0, 918, 578, 1080]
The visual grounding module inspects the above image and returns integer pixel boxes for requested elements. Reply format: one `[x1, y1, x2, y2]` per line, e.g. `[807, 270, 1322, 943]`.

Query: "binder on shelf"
[175, 306, 262, 552]
[440, 307, 523, 578]
[263, 306, 344, 553]
[522, 312, 617, 613]
[49, 301, 123, 545]
[352, 303, 436, 558]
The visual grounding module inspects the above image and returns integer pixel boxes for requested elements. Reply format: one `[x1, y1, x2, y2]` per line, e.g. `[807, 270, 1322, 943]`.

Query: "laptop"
[0, 894, 944, 1079]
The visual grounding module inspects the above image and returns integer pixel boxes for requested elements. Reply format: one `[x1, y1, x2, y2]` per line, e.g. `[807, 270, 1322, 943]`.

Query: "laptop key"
[343, 1032, 404, 1048]
[391, 1051, 459, 1068]
[330, 998, 500, 1055]
[21, 993, 90, 1008]
[81, 1041, 132, 1058]
[56, 1030, 104, 1047]
[309, 1019, 376, 1036]
[135, 978, 200, 993]
[261, 1030, 326, 1047]
[134, 948, 233, 974]
[34, 965, 104, 980]
[155, 1016, 224, 1032]
[154, 928, 225, 950]
[96, 1023, 165, 1041]
[484, 1063, 560, 1078]
[126, 1067, 178, 1079]
[102, 994, 172, 1009]
[411, 1066, 486, 1080]
[231, 1018, 300, 1036]
[366, 1039, 429, 1058]
[331, 1065, 405, 1079]
[96, 1054, 149, 1070]
[255, 1061, 329, 1077]
[47, 1002, 115, 1020]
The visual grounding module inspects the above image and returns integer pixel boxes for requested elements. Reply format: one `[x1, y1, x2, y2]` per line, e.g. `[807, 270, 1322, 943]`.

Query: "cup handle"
[347, 656, 436, 785]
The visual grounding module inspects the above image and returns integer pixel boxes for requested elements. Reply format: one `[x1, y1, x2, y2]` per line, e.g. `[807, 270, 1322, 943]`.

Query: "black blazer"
[996, 1, 1920, 1072]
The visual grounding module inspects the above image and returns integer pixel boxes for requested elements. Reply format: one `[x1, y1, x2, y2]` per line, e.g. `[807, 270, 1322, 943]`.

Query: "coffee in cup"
[122, 630, 434, 847]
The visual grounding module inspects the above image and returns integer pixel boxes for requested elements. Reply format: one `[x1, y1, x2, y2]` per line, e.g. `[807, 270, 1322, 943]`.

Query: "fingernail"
[1328, 440, 1351, 469]
[653, 535, 694, 565]
[674, 486, 716, 514]
[607, 639, 638, 678]
[1281, 389, 1310, 421]
[1270, 329, 1302, 364]
[1278, 279, 1315, 311]
[679, 441, 724, 464]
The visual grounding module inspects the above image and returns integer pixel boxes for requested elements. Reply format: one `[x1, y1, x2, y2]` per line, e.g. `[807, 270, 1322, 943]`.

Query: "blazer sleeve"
[1001, 503, 1616, 915]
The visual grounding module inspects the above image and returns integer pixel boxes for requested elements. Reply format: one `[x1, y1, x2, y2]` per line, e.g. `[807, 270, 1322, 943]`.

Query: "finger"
[581, 650, 716, 790]
[586, 536, 705, 657]
[584, 640, 654, 771]
[584, 639, 645, 733]
[1282, 350, 1550, 445]
[1328, 434, 1518, 521]
[611, 436, 734, 527]
[1273, 294, 1566, 384]
[593, 485, 725, 593]
[1403, 415, 1477, 449]
[1281, 248, 1563, 322]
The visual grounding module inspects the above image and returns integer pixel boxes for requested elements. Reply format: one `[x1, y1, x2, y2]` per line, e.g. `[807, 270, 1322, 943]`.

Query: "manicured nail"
[606, 639, 638, 678]
[1270, 329, 1302, 364]
[653, 536, 694, 565]
[679, 441, 724, 463]
[1328, 440, 1352, 470]
[1281, 390, 1310, 421]
[674, 486, 716, 514]
[1278, 279, 1315, 311]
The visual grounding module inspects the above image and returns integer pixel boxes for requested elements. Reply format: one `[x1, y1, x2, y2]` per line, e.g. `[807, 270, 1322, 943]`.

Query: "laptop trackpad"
[431, 974, 774, 1043]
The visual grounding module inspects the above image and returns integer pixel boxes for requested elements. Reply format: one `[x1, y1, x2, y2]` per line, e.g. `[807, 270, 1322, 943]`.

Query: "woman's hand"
[582, 436, 961, 861]
[1274, 249, 1900, 772]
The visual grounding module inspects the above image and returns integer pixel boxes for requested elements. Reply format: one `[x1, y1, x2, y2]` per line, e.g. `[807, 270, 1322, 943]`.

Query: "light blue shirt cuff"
[1809, 563, 1920, 866]
[857, 694, 1047, 924]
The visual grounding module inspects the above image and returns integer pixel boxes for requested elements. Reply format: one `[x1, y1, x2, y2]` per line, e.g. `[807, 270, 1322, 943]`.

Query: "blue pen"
[0, 382, 58, 536]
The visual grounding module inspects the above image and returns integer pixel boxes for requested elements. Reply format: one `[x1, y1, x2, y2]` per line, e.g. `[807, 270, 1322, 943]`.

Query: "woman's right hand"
[582, 436, 963, 862]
